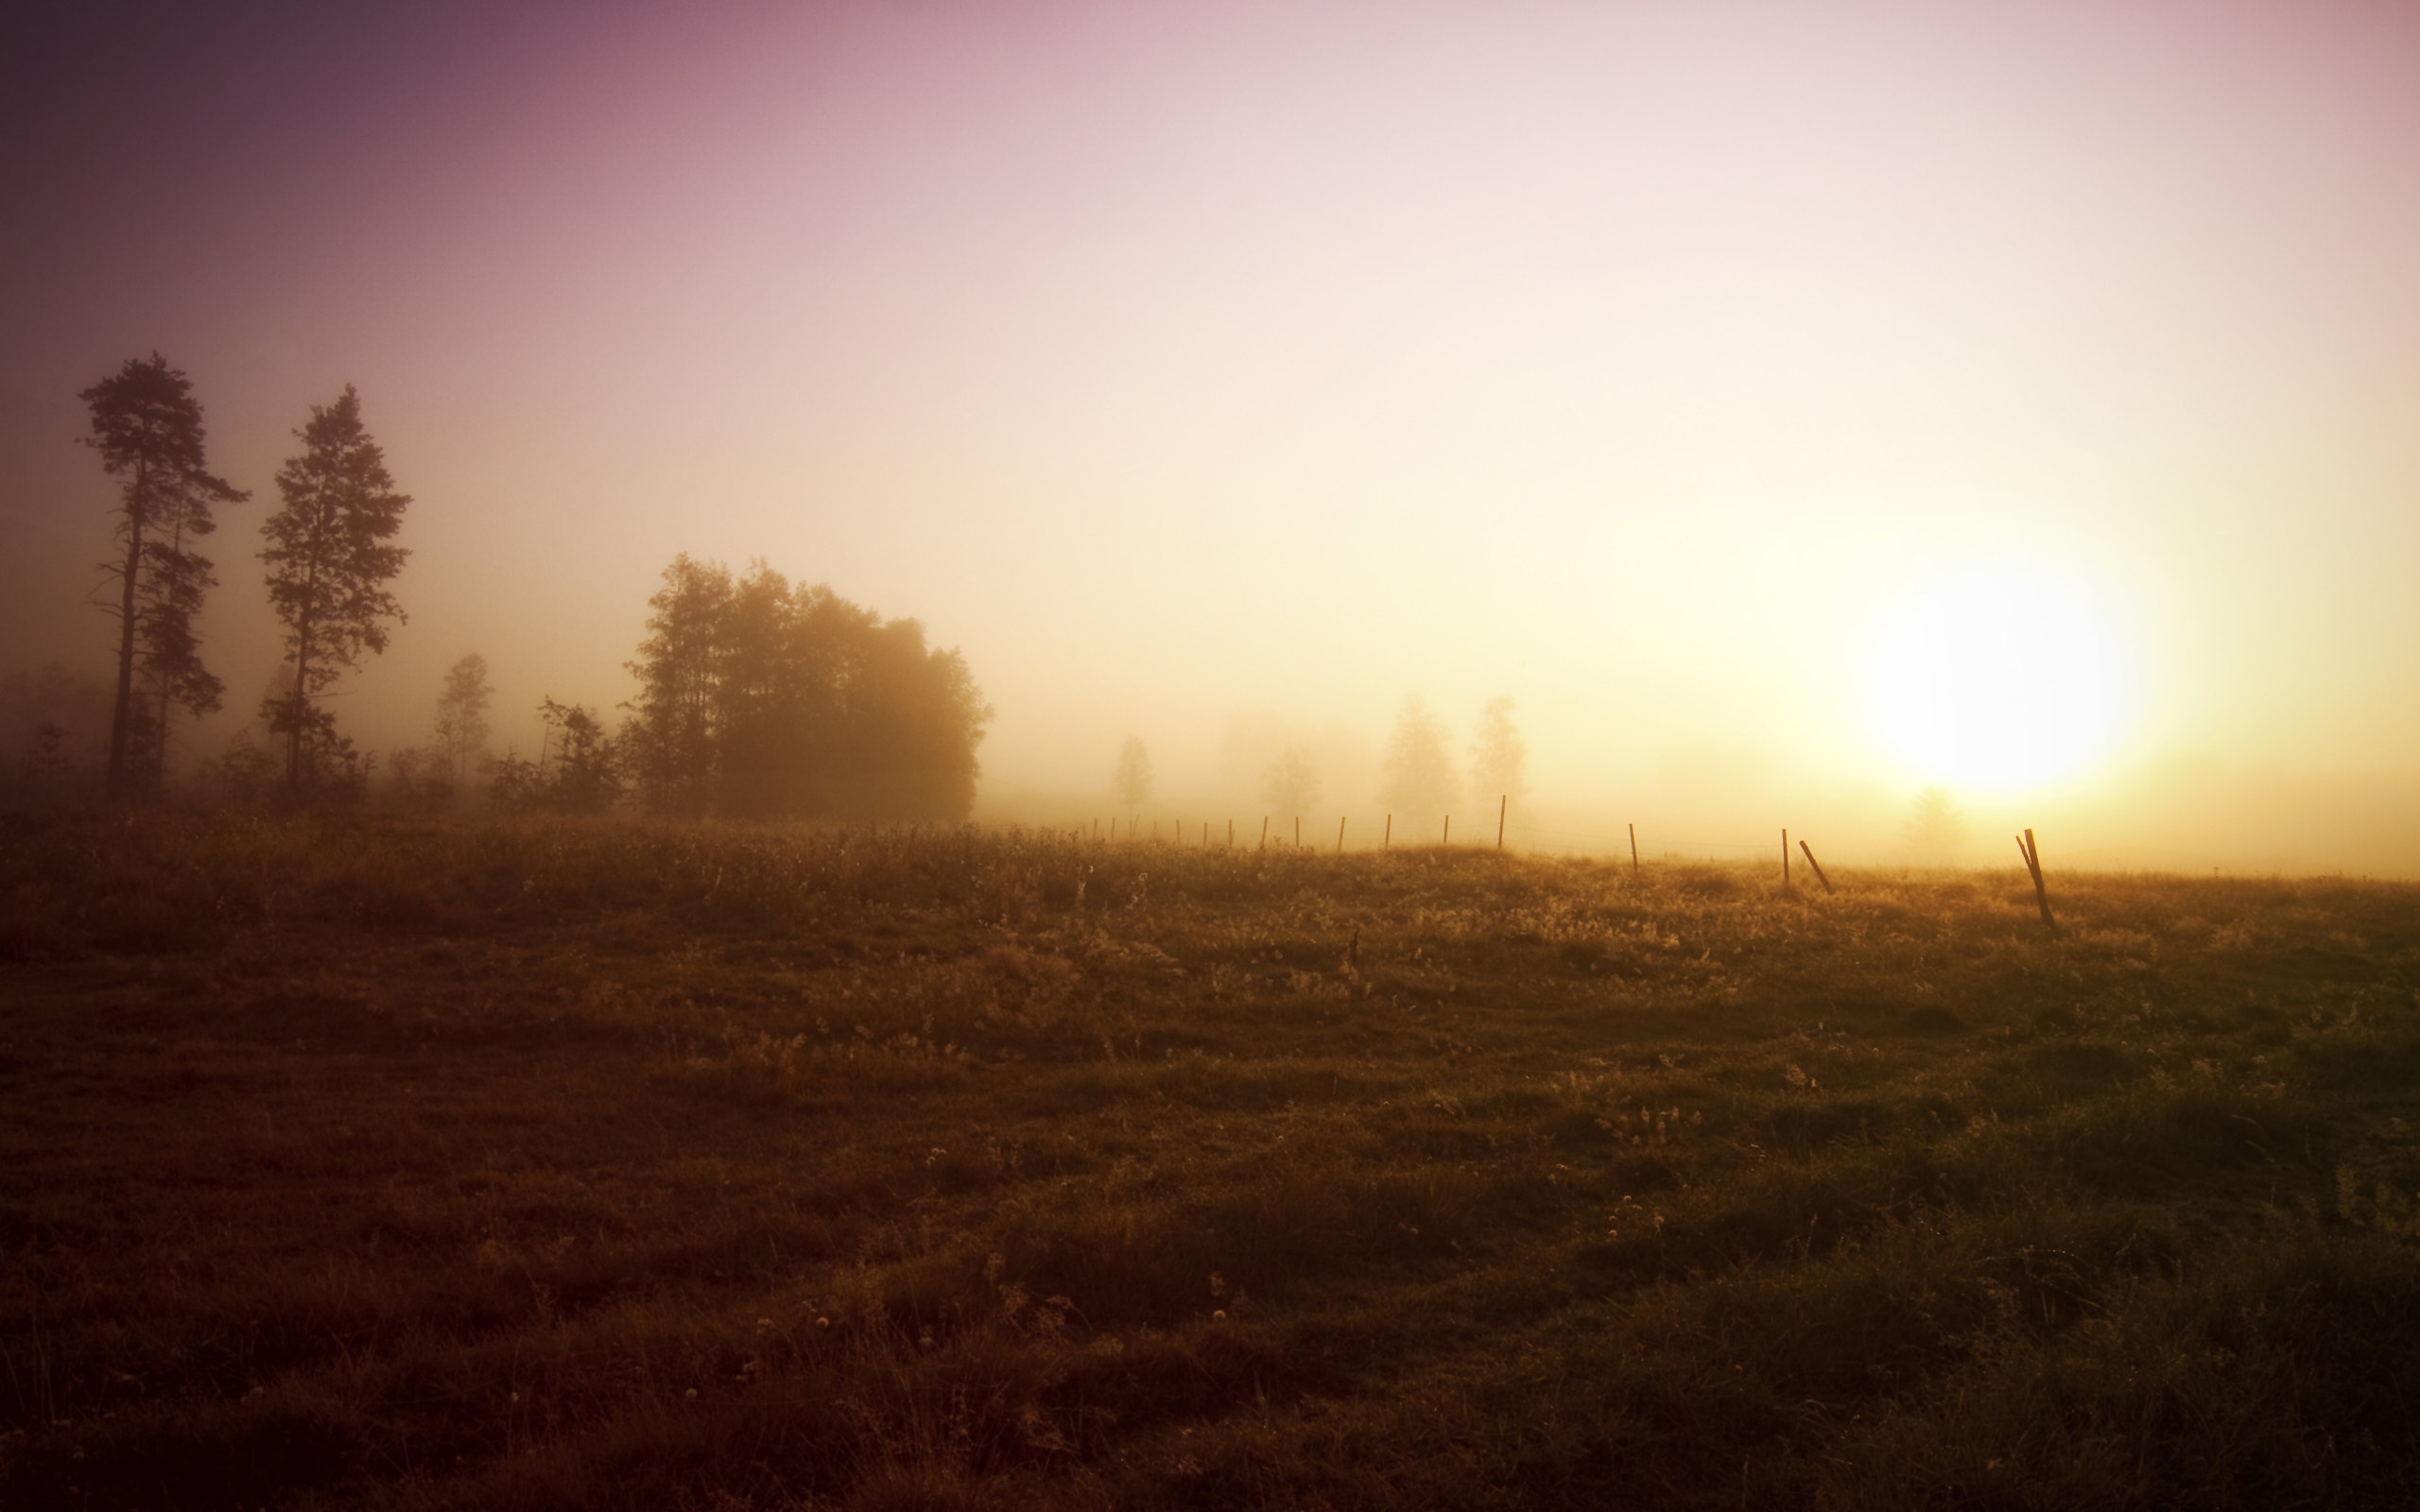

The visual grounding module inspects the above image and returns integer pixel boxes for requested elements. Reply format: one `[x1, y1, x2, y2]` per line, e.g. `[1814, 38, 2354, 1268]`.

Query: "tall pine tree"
[79, 355, 247, 799]
[258, 386, 411, 793]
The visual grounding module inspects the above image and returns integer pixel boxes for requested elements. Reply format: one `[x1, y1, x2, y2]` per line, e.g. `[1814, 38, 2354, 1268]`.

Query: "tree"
[506, 696, 622, 814]
[0, 664, 111, 804]
[620, 555, 993, 819]
[621, 555, 730, 815]
[433, 653, 493, 795]
[837, 614, 991, 820]
[79, 355, 247, 799]
[1902, 785, 1968, 864]
[1112, 736, 1154, 812]
[1466, 696, 1530, 823]
[1259, 746, 1322, 816]
[258, 386, 411, 793]
[1378, 696, 1459, 833]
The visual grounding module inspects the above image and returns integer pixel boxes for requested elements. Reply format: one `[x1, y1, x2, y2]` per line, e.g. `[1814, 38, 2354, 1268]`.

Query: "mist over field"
[5, 0, 2418, 867]
[14, 9, 2420, 1505]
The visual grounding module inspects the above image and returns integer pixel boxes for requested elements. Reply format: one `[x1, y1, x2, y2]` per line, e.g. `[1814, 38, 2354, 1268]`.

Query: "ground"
[3, 812, 2418, 1509]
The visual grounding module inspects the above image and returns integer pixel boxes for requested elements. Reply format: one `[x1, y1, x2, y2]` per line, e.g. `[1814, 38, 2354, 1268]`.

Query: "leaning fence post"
[1384, 814, 1392, 850]
[1797, 839, 1834, 894]
[2018, 829, 2056, 930]
[1496, 795, 1506, 850]
[1337, 816, 1346, 855]
[1629, 822, 1638, 874]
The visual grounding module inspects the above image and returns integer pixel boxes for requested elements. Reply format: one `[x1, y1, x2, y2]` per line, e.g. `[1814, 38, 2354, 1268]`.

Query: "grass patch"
[3, 811, 2417, 1507]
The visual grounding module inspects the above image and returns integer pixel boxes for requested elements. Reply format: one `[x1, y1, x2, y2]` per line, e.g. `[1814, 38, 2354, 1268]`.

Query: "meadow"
[3, 811, 2417, 1509]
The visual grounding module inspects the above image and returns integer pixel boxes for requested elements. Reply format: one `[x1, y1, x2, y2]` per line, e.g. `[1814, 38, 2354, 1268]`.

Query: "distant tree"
[495, 697, 624, 815]
[1378, 696, 1459, 833]
[1466, 696, 1530, 823]
[1902, 785, 1969, 864]
[1112, 736, 1154, 812]
[0, 664, 112, 804]
[620, 555, 992, 819]
[621, 555, 730, 815]
[482, 747, 539, 812]
[193, 727, 279, 806]
[385, 747, 448, 810]
[25, 724, 70, 785]
[433, 653, 493, 795]
[1259, 746, 1322, 816]
[836, 613, 990, 820]
[257, 386, 411, 794]
[78, 355, 247, 799]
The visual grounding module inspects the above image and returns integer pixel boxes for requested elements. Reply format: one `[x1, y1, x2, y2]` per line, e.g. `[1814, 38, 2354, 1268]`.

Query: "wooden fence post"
[1337, 816, 1346, 855]
[1443, 816, 1451, 846]
[1260, 816, 1268, 850]
[1797, 839, 1834, 895]
[1294, 816, 1301, 849]
[2017, 829, 2056, 930]
[1384, 814, 1392, 850]
[1629, 823, 1638, 874]
[1496, 795, 1506, 850]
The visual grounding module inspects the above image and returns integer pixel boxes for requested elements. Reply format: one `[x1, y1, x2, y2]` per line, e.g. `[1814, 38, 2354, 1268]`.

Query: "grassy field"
[3, 812, 2418, 1510]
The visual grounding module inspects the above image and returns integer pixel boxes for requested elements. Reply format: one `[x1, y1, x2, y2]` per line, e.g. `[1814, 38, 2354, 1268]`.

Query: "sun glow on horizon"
[1861, 559, 2138, 795]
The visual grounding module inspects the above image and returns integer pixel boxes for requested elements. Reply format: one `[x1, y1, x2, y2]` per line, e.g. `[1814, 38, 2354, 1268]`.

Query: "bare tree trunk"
[104, 459, 147, 803]
[149, 510, 187, 793]
[286, 565, 316, 791]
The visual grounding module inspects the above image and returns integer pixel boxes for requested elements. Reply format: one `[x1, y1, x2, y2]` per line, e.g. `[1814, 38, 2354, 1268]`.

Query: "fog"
[5, 0, 2418, 871]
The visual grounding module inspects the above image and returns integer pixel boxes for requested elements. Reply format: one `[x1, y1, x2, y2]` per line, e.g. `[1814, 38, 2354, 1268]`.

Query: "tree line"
[22, 353, 992, 820]
[1108, 694, 1532, 833]
[619, 556, 993, 820]
[379, 557, 994, 821]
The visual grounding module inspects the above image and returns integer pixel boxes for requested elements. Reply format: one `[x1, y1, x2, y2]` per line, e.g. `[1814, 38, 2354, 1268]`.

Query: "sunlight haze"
[5, 0, 2417, 869]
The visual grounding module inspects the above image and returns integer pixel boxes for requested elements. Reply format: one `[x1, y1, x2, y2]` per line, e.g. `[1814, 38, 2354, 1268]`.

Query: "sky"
[4, 0, 2417, 870]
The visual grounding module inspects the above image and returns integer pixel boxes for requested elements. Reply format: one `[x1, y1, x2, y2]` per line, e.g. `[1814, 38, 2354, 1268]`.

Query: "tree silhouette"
[1466, 696, 1530, 822]
[1902, 785, 1969, 865]
[534, 697, 621, 814]
[1, 664, 111, 803]
[621, 555, 992, 819]
[433, 653, 493, 796]
[1112, 736, 1154, 812]
[1258, 746, 1321, 816]
[1378, 696, 1459, 832]
[622, 555, 730, 814]
[78, 355, 247, 799]
[258, 386, 411, 793]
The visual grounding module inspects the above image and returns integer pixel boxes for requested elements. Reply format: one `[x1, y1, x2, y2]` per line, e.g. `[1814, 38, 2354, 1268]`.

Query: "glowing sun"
[1861, 560, 2137, 792]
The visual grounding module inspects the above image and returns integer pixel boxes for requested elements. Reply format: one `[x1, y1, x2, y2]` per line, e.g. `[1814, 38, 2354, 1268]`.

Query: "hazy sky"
[5, 0, 2417, 862]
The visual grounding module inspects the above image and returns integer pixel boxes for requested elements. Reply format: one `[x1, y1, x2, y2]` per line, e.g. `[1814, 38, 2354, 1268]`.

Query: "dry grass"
[3, 809, 2417, 1508]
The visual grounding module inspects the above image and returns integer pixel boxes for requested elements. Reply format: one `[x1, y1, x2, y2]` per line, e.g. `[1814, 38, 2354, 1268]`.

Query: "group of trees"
[79, 355, 410, 800]
[67, 363, 987, 820]
[1373, 695, 1530, 830]
[1113, 695, 1532, 833]
[620, 556, 993, 820]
